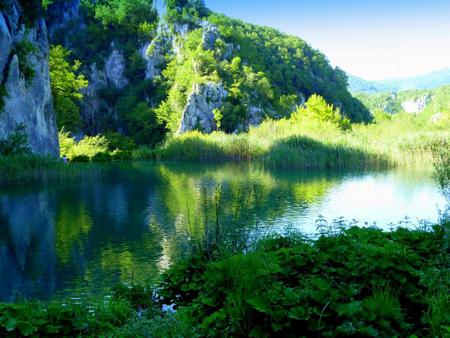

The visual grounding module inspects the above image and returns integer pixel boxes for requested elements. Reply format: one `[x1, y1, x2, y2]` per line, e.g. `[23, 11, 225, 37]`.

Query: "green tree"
[127, 102, 166, 146]
[49, 45, 88, 132]
[165, 0, 209, 27]
[92, 0, 157, 34]
[293, 94, 351, 131]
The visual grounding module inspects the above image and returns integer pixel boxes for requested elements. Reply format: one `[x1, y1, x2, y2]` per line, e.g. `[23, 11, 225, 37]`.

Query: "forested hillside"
[42, 0, 370, 148]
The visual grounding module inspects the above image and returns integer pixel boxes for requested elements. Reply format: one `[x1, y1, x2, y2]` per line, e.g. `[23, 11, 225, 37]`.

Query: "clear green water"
[0, 161, 446, 302]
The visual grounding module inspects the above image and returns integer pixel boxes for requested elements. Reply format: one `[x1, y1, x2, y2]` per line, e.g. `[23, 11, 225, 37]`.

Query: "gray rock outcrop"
[247, 106, 264, 127]
[80, 47, 128, 134]
[142, 33, 172, 80]
[201, 22, 219, 50]
[46, 0, 83, 44]
[401, 94, 431, 114]
[105, 48, 128, 89]
[0, 0, 59, 156]
[178, 82, 228, 134]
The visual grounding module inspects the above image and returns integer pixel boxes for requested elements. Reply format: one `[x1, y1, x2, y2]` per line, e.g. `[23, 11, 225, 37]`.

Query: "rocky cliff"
[46, 0, 161, 136]
[178, 82, 227, 134]
[0, 0, 59, 156]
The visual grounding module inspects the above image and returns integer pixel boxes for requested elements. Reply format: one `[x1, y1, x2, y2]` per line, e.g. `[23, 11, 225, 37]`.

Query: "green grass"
[0, 155, 102, 185]
[157, 114, 449, 170]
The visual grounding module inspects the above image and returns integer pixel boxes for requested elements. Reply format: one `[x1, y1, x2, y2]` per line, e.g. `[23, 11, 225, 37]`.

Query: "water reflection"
[0, 162, 445, 301]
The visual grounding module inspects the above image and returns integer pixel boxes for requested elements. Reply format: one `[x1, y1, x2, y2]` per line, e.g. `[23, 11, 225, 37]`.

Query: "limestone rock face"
[178, 82, 228, 134]
[201, 22, 219, 50]
[401, 94, 431, 114]
[46, 0, 83, 43]
[0, 0, 59, 156]
[142, 33, 172, 80]
[105, 48, 128, 89]
[80, 47, 128, 134]
[248, 106, 264, 127]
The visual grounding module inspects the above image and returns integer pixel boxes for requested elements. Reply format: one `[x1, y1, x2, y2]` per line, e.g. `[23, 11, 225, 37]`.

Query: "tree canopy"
[49, 45, 88, 132]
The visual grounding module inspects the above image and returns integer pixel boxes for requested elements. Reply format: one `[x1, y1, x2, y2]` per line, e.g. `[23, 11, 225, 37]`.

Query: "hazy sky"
[205, 0, 450, 80]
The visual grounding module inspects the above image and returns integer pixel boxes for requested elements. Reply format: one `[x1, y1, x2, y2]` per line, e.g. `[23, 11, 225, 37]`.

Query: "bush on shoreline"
[59, 131, 156, 163]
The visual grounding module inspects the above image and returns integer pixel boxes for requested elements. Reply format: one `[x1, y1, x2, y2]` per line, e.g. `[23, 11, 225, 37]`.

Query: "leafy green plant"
[0, 124, 30, 156]
[161, 225, 449, 337]
[292, 94, 352, 131]
[49, 45, 88, 132]
[0, 84, 7, 112]
[58, 131, 151, 162]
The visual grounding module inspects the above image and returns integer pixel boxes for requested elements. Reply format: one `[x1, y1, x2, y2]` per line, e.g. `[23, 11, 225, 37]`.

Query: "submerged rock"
[178, 82, 228, 134]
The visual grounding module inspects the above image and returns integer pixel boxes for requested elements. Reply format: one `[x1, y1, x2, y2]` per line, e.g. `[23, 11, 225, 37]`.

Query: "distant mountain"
[348, 68, 450, 93]
[348, 76, 392, 94]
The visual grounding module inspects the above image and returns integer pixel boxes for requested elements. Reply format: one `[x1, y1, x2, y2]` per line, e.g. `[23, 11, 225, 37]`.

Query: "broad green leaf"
[5, 317, 17, 332]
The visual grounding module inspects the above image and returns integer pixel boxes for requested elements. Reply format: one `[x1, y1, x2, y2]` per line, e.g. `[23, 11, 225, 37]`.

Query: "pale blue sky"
[204, 0, 450, 80]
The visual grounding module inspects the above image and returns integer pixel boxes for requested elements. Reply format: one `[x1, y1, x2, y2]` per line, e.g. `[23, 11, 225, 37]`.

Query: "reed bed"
[157, 117, 448, 170]
[0, 155, 103, 185]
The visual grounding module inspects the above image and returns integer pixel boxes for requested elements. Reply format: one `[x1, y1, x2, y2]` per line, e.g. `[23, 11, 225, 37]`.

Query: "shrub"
[292, 94, 352, 131]
[70, 154, 91, 162]
[0, 124, 30, 156]
[161, 226, 449, 337]
[91, 151, 112, 162]
[104, 131, 137, 152]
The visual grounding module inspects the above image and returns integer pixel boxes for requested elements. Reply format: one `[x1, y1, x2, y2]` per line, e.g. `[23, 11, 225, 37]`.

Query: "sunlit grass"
[158, 115, 449, 169]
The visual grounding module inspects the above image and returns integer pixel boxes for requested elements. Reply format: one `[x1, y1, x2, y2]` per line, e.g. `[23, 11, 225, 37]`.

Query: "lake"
[0, 161, 446, 302]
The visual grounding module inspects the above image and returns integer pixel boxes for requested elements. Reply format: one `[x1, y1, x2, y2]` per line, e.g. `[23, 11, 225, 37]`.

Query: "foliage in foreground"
[161, 224, 449, 337]
[0, 124, 30, 156]
[0, 223, 448, 337]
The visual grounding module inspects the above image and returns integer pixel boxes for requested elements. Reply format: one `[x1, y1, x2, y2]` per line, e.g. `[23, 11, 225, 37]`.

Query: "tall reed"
[157, 118, 448, 170]
[0, 155, 102, 185]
